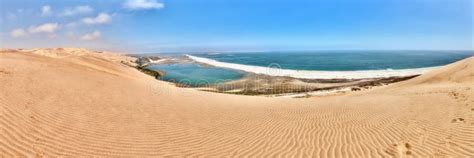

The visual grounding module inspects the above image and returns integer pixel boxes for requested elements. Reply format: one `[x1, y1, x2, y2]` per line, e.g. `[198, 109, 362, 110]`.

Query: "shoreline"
[136, 54, 424, 97]
[186, 54, 439, 79]
[135, 56, 420, 97]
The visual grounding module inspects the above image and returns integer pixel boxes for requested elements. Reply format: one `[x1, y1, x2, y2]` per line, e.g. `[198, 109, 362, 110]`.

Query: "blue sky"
[0, 0, 472, 52]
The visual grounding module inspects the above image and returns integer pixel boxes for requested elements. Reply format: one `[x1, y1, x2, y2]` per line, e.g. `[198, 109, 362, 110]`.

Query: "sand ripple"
[1, 49, 473, 157]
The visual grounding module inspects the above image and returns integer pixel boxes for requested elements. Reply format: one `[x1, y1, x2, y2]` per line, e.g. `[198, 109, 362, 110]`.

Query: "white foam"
[186, 55, 440, 79]
[150, 58, 167, 64]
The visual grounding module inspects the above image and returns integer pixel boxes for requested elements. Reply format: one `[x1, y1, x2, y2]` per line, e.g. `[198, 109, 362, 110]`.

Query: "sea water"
[194, 51, 472, 71]
[147, 51, 473, 84]
[147, 63, 245, 86]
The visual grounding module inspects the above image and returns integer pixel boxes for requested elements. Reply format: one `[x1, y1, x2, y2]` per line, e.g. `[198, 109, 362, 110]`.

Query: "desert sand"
[0, 48, 473, 157]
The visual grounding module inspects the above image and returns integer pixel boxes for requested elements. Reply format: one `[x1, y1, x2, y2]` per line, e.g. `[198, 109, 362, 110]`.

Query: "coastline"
[186, 54, 440, 79]
[138, 54, 427, 97]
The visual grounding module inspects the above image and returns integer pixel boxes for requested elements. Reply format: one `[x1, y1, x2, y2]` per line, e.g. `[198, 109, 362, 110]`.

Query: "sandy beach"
[139, 55, 420, 96]
[1, 48, 473, 157]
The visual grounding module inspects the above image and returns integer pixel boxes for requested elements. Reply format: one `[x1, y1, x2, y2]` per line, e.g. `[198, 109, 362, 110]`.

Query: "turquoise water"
[146, 51, 473, 85]
[195, 51, 473, 71]
[147, 63, 245, 86]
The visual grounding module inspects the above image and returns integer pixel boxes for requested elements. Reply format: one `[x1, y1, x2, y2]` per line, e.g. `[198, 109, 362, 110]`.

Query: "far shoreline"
[134, 55, 424, 97]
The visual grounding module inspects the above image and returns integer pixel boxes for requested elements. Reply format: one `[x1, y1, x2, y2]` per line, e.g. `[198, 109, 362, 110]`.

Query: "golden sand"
[1, 48, 473, 157]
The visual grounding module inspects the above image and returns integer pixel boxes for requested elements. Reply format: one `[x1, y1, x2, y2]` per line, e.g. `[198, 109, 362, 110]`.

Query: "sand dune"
[1, 48, 473, 157]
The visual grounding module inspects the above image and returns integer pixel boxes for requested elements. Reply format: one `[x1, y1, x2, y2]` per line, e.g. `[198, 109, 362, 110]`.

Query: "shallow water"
[147, 63, 245, 86]
[147, 50, 473, 82]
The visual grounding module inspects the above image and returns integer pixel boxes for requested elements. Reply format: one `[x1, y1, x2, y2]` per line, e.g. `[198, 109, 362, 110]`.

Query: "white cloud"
[6, 12, 16, 20]
[66, 31, 76, 38]
[41, 5, 52, 16]
[28, 23, 59, 33]
[82, 13, 111, 25]
[123, 0, 164, 10]
[60, 5, 93, 16]
[10, 28, 28, 38]
[65, 22, 78, 28]
[80, 30, 101, 40]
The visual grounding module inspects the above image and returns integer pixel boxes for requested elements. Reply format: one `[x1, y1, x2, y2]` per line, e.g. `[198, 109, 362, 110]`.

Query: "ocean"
[146, 50, 473, 86]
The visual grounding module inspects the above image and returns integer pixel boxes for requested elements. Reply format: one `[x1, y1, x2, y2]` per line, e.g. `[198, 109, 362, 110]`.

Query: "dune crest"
[0, 48, 473, 157]
[405, 57, 474, 84]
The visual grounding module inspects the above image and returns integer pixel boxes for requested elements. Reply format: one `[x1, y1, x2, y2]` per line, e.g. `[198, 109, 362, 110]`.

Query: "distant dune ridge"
[0, 48, 473, 157]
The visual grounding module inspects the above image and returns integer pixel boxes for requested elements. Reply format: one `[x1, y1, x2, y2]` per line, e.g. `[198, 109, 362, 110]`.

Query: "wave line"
[186, 55, 439, 79]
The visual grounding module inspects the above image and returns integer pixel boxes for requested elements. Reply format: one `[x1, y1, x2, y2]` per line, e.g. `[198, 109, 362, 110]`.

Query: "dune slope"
[1, 49, 473, 157]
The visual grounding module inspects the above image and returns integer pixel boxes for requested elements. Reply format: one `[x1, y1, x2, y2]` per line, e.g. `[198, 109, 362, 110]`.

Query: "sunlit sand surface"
[1, 48, 473, 157]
